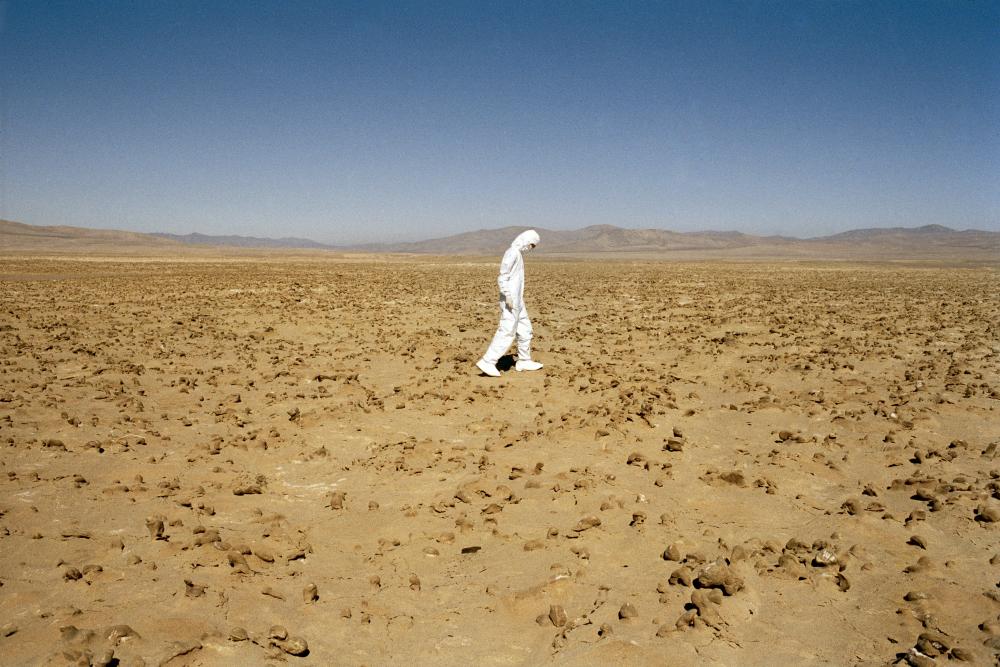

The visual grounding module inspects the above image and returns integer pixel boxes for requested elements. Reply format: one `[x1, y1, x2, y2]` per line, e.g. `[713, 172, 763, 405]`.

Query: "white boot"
[515, 359, 543, 372]
[476, 359, 501, 377]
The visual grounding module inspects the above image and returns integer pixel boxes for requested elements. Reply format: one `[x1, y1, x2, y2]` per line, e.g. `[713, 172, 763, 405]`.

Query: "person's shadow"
[496, 354, 516, 371]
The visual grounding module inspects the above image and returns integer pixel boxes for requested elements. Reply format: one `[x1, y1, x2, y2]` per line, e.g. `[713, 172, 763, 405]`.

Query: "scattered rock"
[573, 515, 601, 532]
[975, 504, 999, 523]
[275, 635, 309, 656]
[184, 579, 207, 597]
[618, 602, 638, 620]
[696, 563, 744, 595]
[329, 491, 347, 510]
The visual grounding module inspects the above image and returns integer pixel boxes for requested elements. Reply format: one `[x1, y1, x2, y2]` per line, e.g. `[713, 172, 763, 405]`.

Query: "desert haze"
[0, 225, 997, 665]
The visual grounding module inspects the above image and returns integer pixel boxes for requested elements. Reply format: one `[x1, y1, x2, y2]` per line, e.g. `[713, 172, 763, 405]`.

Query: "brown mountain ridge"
[1, 219, 997, 261]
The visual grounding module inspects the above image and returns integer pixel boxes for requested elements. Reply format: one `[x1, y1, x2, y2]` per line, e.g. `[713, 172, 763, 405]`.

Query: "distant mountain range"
[151, 231, 333, 249]
[353, 223, 999, 256]
[354, 224, 797, 254]
[1, 219, 997, 260]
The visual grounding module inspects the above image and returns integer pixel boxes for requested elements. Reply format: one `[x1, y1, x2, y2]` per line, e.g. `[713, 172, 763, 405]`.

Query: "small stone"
[145, 517, 165, 540]
[232, 481, 262, 495]
[93, 648, 115, 667]
[690, 589, 723, 628]
[812, 549, 838, 567]
[975, 504, 1000, 523]
[904, 556, 933, 573]
[106, 625, 139, 644]
[841, 498, 862, 515]
[548, 605, 567, 627]
[302, 584, 318, 603]
[618, 602, 638, 620]
[907, 535, 928, 549]
[696, 564, 744, 595]
[663, 438, 684, 452]
[253, 547, 275, 563]
[262, 586, 285, 600]
[275, 635, 309, 656]
[950, 646, 973, 661]
[229, 627, 248, 642]
[573, 515, 601, 532]
[668, 566, 694, 586]
[329, 491, 346, 510]
[227, 551, 250, 574]
[916, 631, 950, 657]
[662, 542, 682, 561]
[905, 648, 935, 667]
[626, 452, 646, 466]
[184, 579, 206, 598]
[674, 609, 698, 629]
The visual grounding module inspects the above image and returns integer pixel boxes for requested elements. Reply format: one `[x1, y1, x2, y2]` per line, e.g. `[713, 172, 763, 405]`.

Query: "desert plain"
[0, 254, 997, 666]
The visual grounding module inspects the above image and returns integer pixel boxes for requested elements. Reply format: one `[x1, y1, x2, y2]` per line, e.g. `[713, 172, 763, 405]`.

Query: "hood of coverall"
[511, 229, 540, 253]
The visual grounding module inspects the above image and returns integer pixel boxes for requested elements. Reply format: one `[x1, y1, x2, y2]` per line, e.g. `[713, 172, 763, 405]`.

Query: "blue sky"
[1, 1, 997, 243]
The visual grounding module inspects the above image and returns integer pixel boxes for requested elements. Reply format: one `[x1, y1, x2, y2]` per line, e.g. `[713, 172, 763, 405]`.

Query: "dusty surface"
[0, 256, 997, 666]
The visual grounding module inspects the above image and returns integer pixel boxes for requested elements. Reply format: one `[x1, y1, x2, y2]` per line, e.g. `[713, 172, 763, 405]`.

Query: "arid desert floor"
[0, 256, 997, 666]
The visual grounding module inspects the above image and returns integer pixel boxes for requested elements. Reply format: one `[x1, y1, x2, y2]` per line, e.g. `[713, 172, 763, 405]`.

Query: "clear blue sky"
[1, 1, 997, 243]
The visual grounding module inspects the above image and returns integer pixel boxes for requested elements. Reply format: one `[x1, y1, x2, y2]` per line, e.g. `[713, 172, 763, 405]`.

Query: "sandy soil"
[0, 256, 997, 666]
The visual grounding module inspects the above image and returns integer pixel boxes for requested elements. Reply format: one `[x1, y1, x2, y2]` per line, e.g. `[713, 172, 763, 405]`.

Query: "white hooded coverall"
[482, 229, 540, 365]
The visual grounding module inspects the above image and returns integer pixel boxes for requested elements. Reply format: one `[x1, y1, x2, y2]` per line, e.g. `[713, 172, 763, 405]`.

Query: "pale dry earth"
[0, 256, 997, 666]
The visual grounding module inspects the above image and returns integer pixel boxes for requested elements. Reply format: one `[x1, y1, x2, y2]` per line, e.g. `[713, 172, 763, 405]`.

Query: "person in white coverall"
[476, 229, 543, 377]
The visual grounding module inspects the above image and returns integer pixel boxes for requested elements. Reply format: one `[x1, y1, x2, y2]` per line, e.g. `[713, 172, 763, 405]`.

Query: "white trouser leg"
[515, 306, 533, 361]
[483, 302, 517, 365]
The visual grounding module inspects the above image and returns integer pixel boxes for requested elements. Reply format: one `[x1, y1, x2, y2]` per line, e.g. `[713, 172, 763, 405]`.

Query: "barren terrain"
[0, 256, 997, 666]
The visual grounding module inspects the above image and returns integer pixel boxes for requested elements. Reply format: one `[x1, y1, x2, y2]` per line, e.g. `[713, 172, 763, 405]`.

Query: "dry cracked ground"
[0, 256, 997, 666]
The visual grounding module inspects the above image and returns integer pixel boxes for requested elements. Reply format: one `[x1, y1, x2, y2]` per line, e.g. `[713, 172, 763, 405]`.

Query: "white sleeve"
[497, 249, 516, 298]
